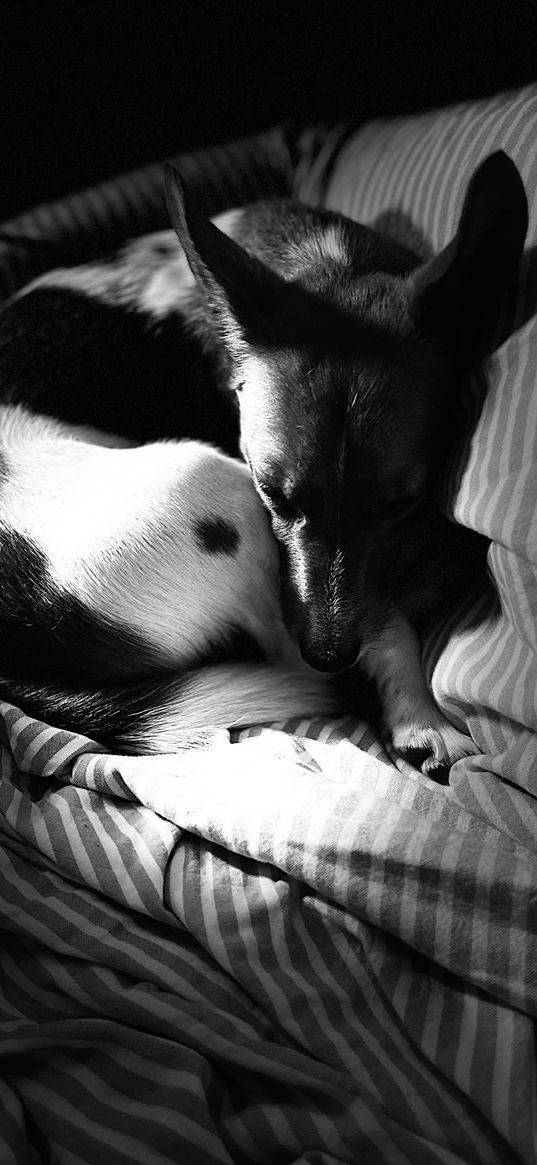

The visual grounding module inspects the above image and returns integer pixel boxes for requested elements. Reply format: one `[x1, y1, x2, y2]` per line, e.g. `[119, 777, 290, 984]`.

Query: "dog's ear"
[410, 151, 528, 363]
[164, 164, 283, 353]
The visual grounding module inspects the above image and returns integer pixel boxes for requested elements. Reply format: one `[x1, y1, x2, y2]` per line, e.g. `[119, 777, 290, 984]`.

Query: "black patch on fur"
[0, 527, 268, 752]
[0, 527, 165, 686]
[193, 516, 239, 555]
[0, 285, 240, 453]
[0, 673, 188, 754]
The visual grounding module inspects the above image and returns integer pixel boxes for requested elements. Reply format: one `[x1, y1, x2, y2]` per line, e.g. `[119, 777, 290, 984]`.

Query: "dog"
[0, 150, 528, 771]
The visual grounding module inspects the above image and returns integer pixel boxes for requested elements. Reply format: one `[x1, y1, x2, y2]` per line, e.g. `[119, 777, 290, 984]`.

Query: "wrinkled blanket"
[1, 701, 536, 1165]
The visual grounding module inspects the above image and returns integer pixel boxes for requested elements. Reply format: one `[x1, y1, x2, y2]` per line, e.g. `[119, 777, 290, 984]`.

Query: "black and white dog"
[0, 411, 345, 753]
[0, 150, 527, 768]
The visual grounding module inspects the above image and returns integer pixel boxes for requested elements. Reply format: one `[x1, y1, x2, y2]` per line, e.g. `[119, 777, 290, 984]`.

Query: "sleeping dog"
[0, 150, 528, 769]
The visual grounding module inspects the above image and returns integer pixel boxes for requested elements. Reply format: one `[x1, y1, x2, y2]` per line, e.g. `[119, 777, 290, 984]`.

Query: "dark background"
[3, 0, 537, 222]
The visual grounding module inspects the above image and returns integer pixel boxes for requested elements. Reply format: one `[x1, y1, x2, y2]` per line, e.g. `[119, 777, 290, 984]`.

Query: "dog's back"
[0, 228, 239, 450]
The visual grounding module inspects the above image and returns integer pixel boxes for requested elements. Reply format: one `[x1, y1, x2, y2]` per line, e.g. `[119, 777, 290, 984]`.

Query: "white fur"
[0, 405, 296, 669]
[120, 663, 340, 753]
[138, 249, 195, 315]
[136, 211, 243, 318]
[319, 226, 351, 266]
[286, 225, 351, 276]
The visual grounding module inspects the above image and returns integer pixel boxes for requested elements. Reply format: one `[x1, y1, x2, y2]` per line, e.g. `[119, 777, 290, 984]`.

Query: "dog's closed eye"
[258, 481, 301, 523]
[359, 495, 420, 524]
[257, 477, 327, 525]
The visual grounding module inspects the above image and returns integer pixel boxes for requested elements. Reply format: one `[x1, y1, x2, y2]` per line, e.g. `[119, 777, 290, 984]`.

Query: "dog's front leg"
[360, 610, 476, 779]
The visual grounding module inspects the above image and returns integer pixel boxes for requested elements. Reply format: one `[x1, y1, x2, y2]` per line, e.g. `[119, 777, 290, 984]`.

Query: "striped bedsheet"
[1, 701, 536, 1164]
[1, 89, 537, 1162]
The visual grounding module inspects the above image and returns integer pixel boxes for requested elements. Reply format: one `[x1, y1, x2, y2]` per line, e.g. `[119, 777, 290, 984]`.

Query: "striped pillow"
[298, 85, 537, 804]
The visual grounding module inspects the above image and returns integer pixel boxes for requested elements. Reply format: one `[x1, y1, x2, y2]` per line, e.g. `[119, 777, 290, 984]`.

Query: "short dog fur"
[0, 150, 528, 769]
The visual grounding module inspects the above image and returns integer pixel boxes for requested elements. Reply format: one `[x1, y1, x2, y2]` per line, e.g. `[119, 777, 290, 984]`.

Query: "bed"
[1, 83, 537, 1164]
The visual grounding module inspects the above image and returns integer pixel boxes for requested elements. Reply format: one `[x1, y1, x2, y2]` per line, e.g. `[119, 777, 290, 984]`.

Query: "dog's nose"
[299, 640, 358, 674]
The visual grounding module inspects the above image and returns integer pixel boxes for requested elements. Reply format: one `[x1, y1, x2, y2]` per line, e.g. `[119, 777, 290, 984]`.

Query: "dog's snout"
[299, 637, 359, 674]
[281, 534, 364, 675]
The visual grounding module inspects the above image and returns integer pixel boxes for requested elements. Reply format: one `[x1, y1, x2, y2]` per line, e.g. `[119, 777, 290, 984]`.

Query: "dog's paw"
[387, 718, 477, 781]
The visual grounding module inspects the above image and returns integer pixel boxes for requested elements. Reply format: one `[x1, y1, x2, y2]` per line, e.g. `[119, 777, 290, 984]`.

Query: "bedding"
[1, 84, 537, 1164]
[2, 704, 536, 1164]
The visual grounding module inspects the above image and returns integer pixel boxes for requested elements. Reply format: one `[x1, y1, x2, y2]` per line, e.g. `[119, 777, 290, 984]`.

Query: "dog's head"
[166, 153, 528, 671]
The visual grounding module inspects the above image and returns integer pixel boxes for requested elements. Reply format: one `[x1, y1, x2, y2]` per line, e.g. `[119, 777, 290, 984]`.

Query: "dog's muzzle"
[281, 532, 365, 673]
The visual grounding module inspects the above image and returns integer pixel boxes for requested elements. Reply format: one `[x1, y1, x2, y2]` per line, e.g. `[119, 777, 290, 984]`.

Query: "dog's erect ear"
[165, 163, 283, 351]
[410, 151, 528, 363]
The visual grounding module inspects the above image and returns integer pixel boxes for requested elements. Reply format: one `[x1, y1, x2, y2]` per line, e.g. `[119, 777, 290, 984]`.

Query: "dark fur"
[0, 284, 238, 451]
[0, 527, 163, 684]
